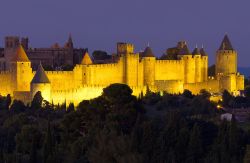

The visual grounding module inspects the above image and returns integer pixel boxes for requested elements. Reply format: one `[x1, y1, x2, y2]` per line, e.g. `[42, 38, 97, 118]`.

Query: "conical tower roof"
[142, 46, 155, 57]
[178, 45, 190, 55]
[192, 46, 201, 55]
[81, 52, 93, 65]
[31, 63, 50, 83]
[11, 45, 30, 62]
[219, 34, 234, 50]
[200, 46, 207, 56]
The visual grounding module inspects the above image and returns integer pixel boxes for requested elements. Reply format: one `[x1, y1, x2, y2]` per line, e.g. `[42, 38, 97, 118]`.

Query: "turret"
[142, 46, 156, 86]
[31, 63, 51, 102]
[216, 34, 237, 78]
[177, 41, 195, 83]
[81, 51, 93, 65]
[192, 46, 202, 82]
[10, 45, 32, 91]
[200, 46, 208, 81]
[80, 51, 93, 85]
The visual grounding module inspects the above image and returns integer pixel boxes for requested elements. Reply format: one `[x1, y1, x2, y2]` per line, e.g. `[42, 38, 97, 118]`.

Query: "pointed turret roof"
[142, 46, 155, 57]
[81, 52, 93, 65]
[11, 45, 30, 62]
[178, 45, 190, 55]
[219, 34, 234, 50]
[192, 46, 201, 55]
[200, 46, 207, 56]
[31, 63, 50, 83]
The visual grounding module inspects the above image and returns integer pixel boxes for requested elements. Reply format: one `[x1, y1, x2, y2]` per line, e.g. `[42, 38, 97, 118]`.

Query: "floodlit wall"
[51, 85, 146, 106]
[155, 60, 184, 81]
[236, 74, 244, 91]
[86, 59, 124, 86]
[184, 79, 220, 94]
[46, 71, 75, 91]
[0, 71, 13, 96]
[155, 80, 184, 94]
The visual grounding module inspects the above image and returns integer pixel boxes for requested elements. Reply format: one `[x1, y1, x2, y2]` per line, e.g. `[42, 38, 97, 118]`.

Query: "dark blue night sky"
[0, 0, 249, 66]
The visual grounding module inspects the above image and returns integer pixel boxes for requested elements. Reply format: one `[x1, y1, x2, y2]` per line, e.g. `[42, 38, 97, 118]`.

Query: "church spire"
[219, 34, 234, 50]
[64, 33, 73, 49]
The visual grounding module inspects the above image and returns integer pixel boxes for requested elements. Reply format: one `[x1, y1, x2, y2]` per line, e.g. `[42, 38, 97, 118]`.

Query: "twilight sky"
[0, 0, 250, 66]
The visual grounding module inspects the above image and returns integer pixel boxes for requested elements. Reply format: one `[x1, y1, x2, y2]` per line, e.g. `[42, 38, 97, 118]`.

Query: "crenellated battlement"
[156, 59, 183, 64]
[89, 63, 119, 68]
[45, 71, 73, 75]
[217, 50, 237, 54]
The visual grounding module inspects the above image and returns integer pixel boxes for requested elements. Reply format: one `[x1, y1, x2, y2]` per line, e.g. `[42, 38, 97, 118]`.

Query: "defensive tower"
[10, 45, 32, 91]
[216, 34, 237, 78]
[142, 46, 156, 86]
[31, 63, 51, 102]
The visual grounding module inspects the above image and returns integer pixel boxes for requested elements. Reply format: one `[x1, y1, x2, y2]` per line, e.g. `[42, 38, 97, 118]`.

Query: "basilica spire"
[64, 33, 73, 48]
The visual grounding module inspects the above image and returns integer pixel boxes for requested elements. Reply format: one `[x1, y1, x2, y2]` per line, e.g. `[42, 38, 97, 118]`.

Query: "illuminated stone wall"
[216, 50, 237, 76]
[0, 71, 13, 96]
[46, 71, 75, 91]
[155, 60, 184, 81]
[85, 60, 124, 86]
[155, 80, 184, 94]
[184, 79, 220, 94]
[51, 85, 147, 106]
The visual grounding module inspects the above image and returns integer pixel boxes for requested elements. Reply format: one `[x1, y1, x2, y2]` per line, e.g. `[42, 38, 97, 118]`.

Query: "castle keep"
[0, 35, 244, 105]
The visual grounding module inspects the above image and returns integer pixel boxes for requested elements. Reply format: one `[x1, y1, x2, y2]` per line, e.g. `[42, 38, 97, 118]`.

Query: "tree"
[92, 50, 111, 60]
[200, 89, 211, 99]
[9, 100, 26, 112]
[182, 89, 193, 98]
[102, 83, 134, 104]
[187, 124, 203, 163]
[222, 90, 233, 107]
[245, 86, 250, 99]
[67, 103, 75, 112]
[43, 121, 54, 163]
[31, 91, 43, 110]
[5, 94, 11, 110]
[29, 137, 37, 163]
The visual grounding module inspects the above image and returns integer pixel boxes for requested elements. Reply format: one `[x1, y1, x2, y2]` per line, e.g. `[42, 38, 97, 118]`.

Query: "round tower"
[216, 34, 237, 78]
[200, 46, 208, 81]
[31, 63, 51, 102]
[177, 42, 195, 83]
[142, 46, 156, 86]
[192, 46, 202, 82]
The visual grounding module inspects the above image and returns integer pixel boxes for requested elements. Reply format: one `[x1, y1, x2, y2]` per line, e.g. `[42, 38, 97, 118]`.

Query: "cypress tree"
[43, 121, 54, 163]
[187, 124, 203, 163]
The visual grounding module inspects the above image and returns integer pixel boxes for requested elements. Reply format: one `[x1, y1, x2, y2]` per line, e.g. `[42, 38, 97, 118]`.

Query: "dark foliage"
[0, 84, 249, 163]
